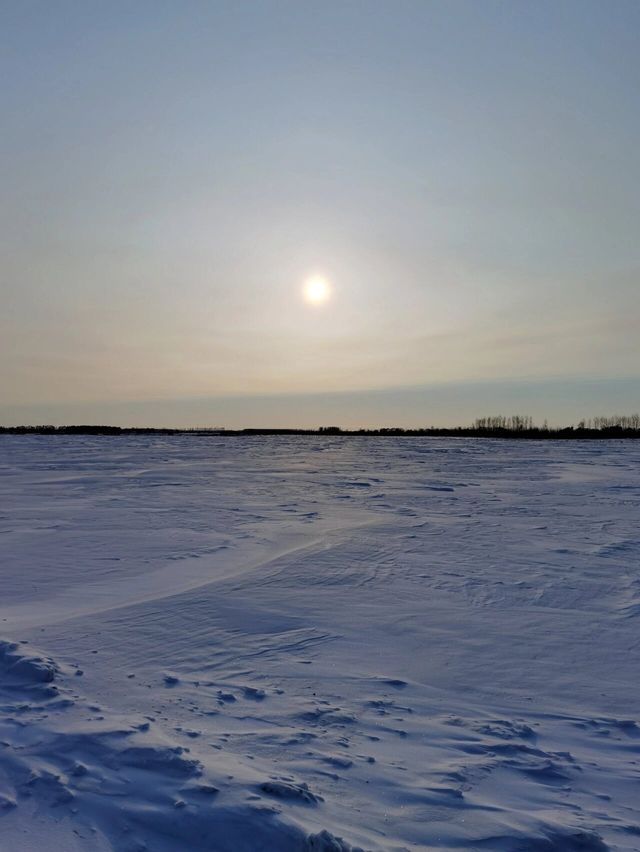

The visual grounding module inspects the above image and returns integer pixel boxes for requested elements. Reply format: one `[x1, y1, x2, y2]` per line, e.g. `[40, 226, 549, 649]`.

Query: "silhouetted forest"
[2, 415, 640, 439]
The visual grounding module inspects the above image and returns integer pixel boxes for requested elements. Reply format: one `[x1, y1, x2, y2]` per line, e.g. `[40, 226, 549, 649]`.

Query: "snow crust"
[1, 435, 639, 851]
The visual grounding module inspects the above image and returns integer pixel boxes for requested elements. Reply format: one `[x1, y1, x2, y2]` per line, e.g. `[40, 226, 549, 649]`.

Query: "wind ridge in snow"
[0, 636, 367, 851]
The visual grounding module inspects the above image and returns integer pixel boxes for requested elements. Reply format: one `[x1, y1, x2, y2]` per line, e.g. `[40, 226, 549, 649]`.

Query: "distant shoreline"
[2, 425, 640, 440]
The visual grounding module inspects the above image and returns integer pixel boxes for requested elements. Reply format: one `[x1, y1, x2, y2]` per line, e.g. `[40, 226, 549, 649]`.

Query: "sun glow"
[303, 274, 332, 306]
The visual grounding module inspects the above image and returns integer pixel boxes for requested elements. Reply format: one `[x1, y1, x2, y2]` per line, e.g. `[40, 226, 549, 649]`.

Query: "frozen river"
[1, 436, 639, 851]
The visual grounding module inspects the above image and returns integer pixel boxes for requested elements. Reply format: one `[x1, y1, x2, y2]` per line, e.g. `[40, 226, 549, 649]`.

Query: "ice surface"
[1, 435, 639, 850]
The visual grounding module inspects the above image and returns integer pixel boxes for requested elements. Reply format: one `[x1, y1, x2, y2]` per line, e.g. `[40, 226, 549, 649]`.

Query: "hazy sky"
[2, 0, 639, 427]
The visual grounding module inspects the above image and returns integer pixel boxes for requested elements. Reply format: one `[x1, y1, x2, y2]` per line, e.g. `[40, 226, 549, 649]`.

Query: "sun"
[303, 274, 332, 306]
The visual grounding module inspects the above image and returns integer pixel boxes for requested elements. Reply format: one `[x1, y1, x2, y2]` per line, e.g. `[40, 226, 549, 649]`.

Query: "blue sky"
[2, 1, 639, 426]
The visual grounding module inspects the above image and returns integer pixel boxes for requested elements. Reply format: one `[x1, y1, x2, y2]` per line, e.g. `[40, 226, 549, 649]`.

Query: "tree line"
[1, 415, 640, 439]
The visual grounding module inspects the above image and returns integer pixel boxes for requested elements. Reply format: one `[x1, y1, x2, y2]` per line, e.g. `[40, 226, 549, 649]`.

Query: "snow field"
[1, 436, 639, 850]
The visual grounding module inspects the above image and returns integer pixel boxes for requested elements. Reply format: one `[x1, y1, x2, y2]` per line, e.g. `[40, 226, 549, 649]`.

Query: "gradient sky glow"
[2, 0, 639, 427]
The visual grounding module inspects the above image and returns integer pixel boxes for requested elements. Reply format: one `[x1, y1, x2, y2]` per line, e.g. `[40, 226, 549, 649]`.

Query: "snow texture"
[1, 435, 639, 851]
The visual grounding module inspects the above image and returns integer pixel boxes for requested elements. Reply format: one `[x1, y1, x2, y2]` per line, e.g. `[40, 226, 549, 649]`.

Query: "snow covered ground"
[1, 435, 639, 852]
